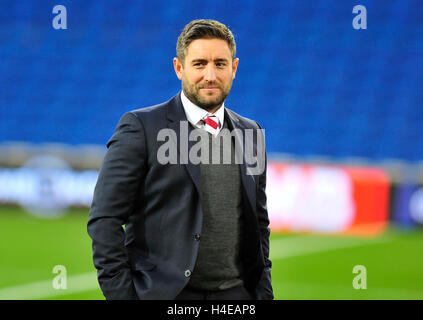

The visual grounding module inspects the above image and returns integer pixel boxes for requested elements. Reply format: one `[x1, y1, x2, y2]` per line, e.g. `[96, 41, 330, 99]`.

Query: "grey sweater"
[187, 120, 244, 291]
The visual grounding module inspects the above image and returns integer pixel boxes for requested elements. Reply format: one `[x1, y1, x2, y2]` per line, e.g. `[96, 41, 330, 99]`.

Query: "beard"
[182, 79, 232, 112]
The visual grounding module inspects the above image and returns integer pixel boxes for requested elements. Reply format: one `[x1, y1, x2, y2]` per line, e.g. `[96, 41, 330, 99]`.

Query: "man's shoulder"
[225, 107, 262, 129]
[129, 99, 169, 119]
[122, 93, 180, 125]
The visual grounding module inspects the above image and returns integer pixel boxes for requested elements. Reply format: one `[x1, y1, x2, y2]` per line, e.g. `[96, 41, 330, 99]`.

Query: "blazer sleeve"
[254, 122, 274, 300]
[87, 112, 146, 300]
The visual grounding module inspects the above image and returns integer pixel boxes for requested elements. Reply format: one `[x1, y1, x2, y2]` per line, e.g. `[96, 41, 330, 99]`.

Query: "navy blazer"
[87, 92, 273, 300]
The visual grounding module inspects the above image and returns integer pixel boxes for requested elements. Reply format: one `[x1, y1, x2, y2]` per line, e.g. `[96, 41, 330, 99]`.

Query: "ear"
[232, 58, 239, 80]
[173, 57, 183, 80]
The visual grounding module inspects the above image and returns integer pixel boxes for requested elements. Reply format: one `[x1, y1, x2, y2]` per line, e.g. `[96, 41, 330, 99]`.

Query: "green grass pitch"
[0, 206, 422, 300]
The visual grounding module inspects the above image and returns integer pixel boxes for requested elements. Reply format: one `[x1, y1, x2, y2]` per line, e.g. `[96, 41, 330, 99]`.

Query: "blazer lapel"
[224, 109, 257, 215]
[166, 92, 203, 200]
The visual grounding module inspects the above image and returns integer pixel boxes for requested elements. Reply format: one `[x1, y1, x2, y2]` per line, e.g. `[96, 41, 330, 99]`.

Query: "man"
[87, 19, 273, 300]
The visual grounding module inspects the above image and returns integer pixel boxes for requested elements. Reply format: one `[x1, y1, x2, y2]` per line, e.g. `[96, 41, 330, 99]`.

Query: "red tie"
[201, 115, 220, 137]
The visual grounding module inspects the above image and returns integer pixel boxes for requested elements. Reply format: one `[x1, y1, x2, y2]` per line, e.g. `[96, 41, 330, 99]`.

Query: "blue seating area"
[0, 0, 422, 161]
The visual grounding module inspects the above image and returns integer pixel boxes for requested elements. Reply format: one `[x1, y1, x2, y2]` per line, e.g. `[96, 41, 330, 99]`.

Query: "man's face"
[174, 38, 239, 113]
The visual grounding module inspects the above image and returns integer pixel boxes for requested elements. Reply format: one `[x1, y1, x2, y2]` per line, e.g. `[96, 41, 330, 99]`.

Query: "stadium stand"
[0, 0, 422, 162]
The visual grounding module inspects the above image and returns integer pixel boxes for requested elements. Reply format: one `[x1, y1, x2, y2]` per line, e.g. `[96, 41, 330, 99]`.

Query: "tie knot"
[202, 115, 219, 129]
[201, 115, 220, 137]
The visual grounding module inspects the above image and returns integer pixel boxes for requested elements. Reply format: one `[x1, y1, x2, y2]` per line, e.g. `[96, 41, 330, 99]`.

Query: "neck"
[206, 104, 223, 114]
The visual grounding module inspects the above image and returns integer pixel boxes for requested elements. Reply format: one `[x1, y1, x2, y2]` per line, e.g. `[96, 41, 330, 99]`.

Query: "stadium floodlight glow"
[410, 187, 423, 224]
[18, 155, 71, 218]
[0, 155, 98, 218]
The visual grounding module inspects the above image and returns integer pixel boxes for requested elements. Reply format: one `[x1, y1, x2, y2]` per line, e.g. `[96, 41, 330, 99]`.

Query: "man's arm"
[254, 122, 274, 300]
[87, 112, 146, 300]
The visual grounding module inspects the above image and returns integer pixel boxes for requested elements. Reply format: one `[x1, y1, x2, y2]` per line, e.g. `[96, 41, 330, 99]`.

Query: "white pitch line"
[270, 235, 393, 260]
[0, 271, 99, 300]
[274, 280, 423, 299]
[0, 235, 393, 300]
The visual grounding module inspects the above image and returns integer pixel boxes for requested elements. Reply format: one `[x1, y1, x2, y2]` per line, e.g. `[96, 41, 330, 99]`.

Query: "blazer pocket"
[130, 259, 156, 271]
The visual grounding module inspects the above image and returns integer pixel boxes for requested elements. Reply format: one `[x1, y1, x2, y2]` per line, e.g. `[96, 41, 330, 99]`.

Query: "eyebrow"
[190, 58, 229, 64]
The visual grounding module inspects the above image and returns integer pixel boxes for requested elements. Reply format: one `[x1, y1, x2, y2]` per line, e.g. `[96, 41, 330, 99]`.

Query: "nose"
[203, 64, 217, 82]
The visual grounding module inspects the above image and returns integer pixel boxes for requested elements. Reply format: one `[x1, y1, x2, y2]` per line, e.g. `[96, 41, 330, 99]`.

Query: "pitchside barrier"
[267, 162, 390, 236]
[0, 143, 422, 234]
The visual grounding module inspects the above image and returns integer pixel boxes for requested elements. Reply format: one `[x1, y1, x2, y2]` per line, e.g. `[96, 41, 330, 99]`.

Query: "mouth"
[200, 87, 220, 91]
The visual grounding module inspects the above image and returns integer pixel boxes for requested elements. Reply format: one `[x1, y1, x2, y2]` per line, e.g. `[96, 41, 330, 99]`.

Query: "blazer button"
[184, 270, 191, 277]
[194, 234, 201, 241]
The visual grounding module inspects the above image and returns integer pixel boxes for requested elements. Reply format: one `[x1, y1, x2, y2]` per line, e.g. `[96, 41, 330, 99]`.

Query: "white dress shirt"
[180, 90, 225, 135]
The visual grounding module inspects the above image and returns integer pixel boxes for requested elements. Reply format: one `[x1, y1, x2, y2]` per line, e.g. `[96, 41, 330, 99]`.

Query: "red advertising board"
[267, 162, 390, 236]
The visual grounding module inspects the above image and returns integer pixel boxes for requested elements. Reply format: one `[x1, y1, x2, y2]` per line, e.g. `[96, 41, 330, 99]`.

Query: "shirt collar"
[180, 90, 225, 128]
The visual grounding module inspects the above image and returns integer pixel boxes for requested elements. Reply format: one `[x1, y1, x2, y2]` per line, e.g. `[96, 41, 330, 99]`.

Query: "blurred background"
[0, 0, 422, 299]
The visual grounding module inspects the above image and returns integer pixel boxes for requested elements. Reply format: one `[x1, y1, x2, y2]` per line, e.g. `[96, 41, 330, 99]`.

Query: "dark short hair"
[176, 19, 236, 65]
